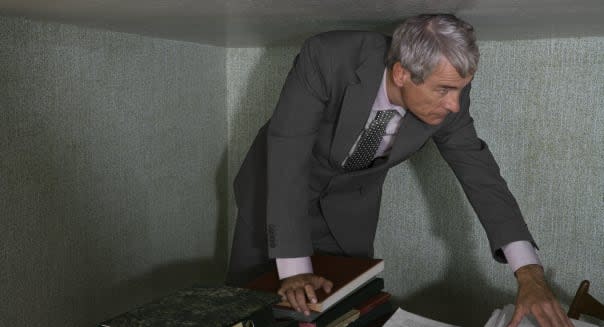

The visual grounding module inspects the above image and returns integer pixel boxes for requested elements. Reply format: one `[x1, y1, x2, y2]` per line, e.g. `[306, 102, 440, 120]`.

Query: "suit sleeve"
[432, 83, 537, 263]
[266, 36, 330, 258]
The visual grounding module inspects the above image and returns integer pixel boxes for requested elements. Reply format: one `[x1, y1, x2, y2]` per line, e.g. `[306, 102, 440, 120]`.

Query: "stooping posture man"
[226, 14, 573, 327]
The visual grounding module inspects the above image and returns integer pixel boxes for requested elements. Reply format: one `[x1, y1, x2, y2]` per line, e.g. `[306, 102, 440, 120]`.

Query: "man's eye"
[438, 88, 448, 95]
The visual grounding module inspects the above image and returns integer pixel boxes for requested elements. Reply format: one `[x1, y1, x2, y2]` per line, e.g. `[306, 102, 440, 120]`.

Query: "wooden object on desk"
[568, 280, 604, 321]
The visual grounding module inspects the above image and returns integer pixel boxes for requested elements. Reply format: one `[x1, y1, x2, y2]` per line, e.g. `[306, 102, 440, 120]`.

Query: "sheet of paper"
[385, 305, 600, 327]
[383, 308, 460, 327]
[484, 304, 600, 327]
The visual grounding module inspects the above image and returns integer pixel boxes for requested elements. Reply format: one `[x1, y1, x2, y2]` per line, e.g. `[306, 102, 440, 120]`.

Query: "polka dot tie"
[343, 110, 397, 171]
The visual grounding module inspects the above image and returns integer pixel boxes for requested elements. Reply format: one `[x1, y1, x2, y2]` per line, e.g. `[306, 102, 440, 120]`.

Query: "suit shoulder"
[299, 31, 389, 72]
[304, 30, 389, 52]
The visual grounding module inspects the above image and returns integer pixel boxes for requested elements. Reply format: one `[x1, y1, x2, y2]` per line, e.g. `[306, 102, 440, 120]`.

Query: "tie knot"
[375, 109, 396, 121]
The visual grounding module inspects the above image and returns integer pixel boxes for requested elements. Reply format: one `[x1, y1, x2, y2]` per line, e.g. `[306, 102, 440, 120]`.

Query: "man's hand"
[277, 273, 333, 316]
[508, 264, 574, 327]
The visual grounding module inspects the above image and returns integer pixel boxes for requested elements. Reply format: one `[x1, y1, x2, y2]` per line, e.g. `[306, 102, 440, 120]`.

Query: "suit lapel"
[329, 53, 385, 168]
[337, 112, 438, 177]
[386, 112, 437, 166]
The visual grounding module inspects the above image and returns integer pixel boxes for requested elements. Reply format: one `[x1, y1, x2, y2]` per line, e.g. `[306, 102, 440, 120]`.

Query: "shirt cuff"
[276, 257, 313, 280]
[501, 240, 542, 272]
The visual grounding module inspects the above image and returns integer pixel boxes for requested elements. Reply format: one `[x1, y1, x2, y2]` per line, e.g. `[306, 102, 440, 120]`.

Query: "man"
[227, 14, 572, 327]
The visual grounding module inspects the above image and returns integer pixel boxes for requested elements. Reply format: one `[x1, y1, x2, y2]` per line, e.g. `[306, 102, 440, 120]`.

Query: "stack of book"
[246, 255, 394, 327]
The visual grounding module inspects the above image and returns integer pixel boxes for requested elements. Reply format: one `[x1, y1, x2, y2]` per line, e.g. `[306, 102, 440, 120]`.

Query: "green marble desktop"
[99, 285, 280, 327]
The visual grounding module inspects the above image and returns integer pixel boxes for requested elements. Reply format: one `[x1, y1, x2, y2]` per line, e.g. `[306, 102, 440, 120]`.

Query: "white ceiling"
[1, 0, 603, 46]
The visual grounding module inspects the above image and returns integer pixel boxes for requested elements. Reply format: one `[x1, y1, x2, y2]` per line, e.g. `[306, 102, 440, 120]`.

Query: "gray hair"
[386, 14, 479, 84]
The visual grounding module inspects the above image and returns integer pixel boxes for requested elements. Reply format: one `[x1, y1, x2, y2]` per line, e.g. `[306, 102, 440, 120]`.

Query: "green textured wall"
[0, 17, 228, 326]
[1, 14, 602, 327]
[227, 38, 603, 326]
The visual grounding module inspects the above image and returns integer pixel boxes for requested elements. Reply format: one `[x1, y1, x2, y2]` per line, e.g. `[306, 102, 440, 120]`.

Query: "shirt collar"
[372, 68, 406, 116]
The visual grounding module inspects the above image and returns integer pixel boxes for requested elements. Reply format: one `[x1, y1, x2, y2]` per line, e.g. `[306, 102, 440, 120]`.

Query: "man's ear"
[391, 62, 411, 87]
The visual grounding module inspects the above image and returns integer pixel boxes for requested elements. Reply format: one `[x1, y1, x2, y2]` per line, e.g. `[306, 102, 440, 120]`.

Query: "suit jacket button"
[268, 224, 277, 248]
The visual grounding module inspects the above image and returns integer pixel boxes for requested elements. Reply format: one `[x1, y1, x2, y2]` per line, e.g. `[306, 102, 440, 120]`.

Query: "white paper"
[384, 305, 599, 327]
[484, 304, 599, 327]
[383, 308, 460, 327]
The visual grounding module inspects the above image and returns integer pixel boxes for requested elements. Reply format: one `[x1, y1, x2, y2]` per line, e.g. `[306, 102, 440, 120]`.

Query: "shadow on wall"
[392, 141, 574, 326]
[224, 47, 296, 280]
[0, 21, 231, 325]
[212, 148, 230, 283]
[392, 140, 514, 326]
[95, 150, 230, 322]
[2, 105, 230, 326]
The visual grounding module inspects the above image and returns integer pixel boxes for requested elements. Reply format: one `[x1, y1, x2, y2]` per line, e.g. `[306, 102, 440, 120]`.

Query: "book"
[348, 301, 394, 327]
[303, 292, 392, 327]
[325, 309, 361, 327]
[275, 278, 385, 323]
[484, 304, 598, 327]
[356, 292, 391, 315]
[361, 313, 393, 327]
[247, 255, 384, 313]
[98, 285, 280, 327]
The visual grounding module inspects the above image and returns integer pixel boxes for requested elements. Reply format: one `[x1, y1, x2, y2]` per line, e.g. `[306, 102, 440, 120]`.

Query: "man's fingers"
[323, 279, 333, 293]
[552, 302, 574, 327]
[541, 302, 563, 327]
[550, 303, 574, 327]
[295, 288, 310, 315]
[562, 312, 575, 327]
[278, 274, 333, 315]
[286, 289, 299, 312]
[534, 301, 573, 327]
[277, 287, 287, 301]
[304, 284, 317, 304]
[507, 307, 526, 327]
[533, 309, 553, 327]
[283, 286, 311, 314]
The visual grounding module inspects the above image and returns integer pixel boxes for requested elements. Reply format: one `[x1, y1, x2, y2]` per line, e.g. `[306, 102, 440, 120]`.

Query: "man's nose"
[445, 93, 460, 113]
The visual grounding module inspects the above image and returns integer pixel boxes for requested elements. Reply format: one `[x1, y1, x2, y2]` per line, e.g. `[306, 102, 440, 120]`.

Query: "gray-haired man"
[227, 14, 572, 327]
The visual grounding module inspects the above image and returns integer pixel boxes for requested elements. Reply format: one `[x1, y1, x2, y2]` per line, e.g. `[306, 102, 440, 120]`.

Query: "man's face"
[389, 58, 473, 126]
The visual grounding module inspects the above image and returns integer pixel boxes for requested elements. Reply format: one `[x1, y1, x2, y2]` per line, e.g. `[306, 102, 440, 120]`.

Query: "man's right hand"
[277, 273, 333, 316]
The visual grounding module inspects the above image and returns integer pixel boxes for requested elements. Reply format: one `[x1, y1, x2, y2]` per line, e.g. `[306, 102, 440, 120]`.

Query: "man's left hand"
[507, 264, 574, 327]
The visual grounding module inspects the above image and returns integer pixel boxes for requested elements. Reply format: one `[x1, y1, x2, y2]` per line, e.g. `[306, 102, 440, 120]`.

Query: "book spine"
[347, 301, 393, 327]
[356, 292, 391, 315]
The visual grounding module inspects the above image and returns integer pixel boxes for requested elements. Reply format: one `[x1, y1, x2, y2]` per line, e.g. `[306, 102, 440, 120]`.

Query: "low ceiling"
[1, 0, 603, 46]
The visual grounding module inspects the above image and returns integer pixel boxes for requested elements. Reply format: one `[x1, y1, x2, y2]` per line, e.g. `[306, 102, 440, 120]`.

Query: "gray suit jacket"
[234, 30, 535, 262]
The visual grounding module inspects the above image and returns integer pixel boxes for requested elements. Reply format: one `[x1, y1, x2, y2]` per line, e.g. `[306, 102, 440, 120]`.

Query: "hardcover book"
[300, 289, 392, 327]
[247, 255, 384, 314]
[356, 291, 391, 315]
[348, 301, 393, 327]
[274, 277, 384, 323]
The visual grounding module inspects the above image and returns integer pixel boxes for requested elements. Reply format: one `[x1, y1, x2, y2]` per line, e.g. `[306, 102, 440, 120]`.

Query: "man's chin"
[424, 116, 445, 126]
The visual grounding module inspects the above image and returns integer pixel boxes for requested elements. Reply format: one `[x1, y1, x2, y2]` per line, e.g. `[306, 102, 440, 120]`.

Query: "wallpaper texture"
[1, 14, 602, 327]
[226, 38, 603, 326]
[0, 17, 228, 326]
